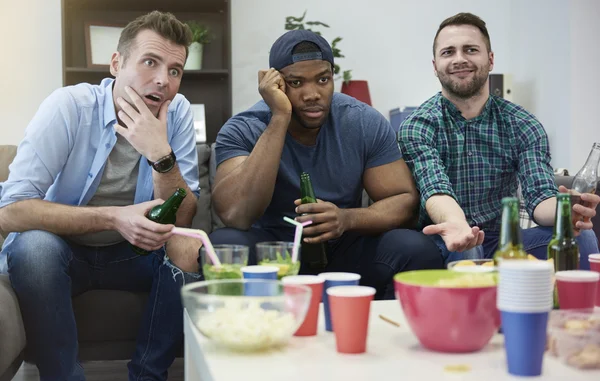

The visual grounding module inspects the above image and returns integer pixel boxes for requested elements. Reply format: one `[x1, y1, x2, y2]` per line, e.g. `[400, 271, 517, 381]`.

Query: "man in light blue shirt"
[0, 11, 200, 381]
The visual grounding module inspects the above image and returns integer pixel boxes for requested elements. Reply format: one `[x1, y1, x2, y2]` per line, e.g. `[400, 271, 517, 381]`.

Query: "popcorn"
[196, 301, 296, 351]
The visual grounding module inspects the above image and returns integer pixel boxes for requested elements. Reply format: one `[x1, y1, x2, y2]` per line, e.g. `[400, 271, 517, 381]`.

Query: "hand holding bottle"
[559, 185, 599, 233]
[568, 142, 600, 233]
[113, 200, 175, 251]
[294, 198, 349, 243]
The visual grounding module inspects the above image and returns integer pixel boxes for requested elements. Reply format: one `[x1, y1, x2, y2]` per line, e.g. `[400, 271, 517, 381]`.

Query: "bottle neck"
[499, 202, 523, 249]
[582, 144, 600, 173]
[554, 198, 575, 239]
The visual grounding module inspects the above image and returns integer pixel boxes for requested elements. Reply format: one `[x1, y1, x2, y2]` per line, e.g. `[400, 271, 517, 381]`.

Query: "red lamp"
[341, 80, 372, 106]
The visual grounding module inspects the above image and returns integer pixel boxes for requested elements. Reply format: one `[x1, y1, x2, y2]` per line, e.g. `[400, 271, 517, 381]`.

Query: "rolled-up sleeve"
[515, 117, 557, 218]
[0, 89, 77, 208]
[398, 113, 457, 210]
[170, 99, 200, 198]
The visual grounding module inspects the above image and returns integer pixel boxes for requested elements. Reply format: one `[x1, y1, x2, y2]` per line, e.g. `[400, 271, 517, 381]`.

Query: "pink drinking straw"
[283, 217, 312, 263]
[171, 227, 222, 268]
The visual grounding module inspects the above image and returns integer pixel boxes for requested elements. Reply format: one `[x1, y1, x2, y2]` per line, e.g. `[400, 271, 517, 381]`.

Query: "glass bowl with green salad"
[256, 242, 301, 280]
[200, 244, 249, 282]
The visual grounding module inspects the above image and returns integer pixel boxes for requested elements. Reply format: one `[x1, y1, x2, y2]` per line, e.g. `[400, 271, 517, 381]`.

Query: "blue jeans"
[208, 227, 444, 300]
[5, 230, 201, 381]
[433, 227, 599, 269]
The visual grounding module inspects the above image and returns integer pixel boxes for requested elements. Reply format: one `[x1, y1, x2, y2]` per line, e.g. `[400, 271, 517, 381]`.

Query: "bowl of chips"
[394, 270, 500, 353]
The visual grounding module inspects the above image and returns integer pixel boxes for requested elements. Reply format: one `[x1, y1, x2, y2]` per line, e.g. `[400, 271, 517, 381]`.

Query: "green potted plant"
[285, 10, 352, 84]
[185, 21, 212, 70]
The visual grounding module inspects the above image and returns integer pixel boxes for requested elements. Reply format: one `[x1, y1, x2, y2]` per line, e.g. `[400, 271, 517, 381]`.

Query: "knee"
[578, 229, 599, 253]
[378, 229, 444, 270]
[7, 230, 71, 279]
[208, 227, 252, 246]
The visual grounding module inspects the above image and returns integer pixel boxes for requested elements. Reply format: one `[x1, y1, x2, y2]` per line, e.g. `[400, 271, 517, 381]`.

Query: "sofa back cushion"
[0, 145, 17, 182]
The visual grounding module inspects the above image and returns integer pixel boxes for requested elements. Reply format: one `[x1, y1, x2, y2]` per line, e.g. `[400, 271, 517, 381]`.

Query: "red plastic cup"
[282, 275, 324, 336]
[327, 285, 376, 354]
[588, 255, 600, 307]
[555, 270, 599, 310]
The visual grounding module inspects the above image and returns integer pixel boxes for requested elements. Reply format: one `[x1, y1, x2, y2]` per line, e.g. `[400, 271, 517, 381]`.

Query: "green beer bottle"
[548, 193, 579, 308]
[299, 172, 328, 270]
[493, 197, 528, 266]
[131, 187, 187, 256]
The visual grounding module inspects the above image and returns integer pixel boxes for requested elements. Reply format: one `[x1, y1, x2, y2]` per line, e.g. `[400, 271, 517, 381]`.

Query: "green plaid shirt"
[398, 92, 557, 232]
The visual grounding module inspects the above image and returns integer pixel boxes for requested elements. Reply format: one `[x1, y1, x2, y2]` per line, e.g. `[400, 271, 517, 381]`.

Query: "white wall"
[0, 0, 597, 172]
[0, 0, 63, 146]
[569, 0, 600, 172]
[230, 0, 594, 172]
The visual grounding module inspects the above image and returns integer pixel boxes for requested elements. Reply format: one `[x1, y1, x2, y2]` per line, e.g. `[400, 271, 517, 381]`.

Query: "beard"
[437, 64, 490, 99]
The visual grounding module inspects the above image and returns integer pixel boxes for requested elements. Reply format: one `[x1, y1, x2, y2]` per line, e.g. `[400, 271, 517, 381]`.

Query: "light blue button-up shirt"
[0, 78, 200, 271]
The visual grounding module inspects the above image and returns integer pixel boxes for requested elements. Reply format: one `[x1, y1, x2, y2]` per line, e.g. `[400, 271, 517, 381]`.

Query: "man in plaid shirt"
[399, 12, 600, 268]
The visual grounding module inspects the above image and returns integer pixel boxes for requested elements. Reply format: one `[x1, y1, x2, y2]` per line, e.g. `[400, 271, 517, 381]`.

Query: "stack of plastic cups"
[497, 260, 554, 377]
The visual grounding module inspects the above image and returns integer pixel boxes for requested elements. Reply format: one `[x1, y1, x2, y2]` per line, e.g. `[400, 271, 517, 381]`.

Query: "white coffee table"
[183, 300, 600, 380]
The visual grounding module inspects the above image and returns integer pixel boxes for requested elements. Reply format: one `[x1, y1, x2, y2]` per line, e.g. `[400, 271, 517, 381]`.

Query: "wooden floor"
[11, 359, 184, 381]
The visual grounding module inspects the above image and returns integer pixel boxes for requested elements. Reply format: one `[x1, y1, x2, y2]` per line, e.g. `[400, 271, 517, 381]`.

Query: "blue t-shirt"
[216, 92, 401, 231]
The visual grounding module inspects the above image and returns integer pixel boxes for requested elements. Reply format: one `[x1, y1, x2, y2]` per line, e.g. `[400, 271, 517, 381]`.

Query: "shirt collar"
[438, 92, 493, 121]
[100, 78, 117, 129]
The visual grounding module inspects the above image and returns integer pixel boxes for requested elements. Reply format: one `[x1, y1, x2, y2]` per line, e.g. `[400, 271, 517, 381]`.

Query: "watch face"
[153, 152, 176, 173]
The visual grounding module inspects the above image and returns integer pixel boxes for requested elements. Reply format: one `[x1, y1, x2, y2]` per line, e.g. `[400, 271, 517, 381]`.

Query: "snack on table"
[196, 300, 296, 351]
[437, 273, 497, 287]
[546, 310, 600, 369]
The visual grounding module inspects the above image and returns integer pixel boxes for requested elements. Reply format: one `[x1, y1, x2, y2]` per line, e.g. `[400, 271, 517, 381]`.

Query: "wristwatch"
[147, 150, 176, 173]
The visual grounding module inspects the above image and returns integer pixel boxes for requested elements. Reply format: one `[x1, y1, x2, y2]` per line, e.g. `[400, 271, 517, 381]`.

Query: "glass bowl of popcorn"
[181, 279, 312, 351]
[546, 309, 600, 370]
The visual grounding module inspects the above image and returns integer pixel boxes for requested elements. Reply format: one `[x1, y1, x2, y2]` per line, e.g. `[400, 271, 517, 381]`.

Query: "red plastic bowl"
[394, 270, 500, 353]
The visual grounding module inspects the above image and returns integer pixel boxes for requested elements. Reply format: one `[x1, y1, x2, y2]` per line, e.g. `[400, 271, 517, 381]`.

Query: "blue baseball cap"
[269, 30, 334, 71]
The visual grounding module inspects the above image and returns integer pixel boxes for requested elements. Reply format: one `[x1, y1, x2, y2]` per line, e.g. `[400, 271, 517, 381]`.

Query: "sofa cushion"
[191, 143, 213, 233]
[0, 275, 25, 375]
[0, 145, 17, 183]
[72, 289, 146, 360]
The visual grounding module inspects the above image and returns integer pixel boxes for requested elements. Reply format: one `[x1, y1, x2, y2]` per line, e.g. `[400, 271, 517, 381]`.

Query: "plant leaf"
[306, 21, 330, 28]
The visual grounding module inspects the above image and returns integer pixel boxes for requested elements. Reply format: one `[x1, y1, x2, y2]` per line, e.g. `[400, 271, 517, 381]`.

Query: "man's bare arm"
[152, 163, 197, 227]
[343, 159, 419, 234]
[212, 115, 289, 229]
[0, 199, 173, 251]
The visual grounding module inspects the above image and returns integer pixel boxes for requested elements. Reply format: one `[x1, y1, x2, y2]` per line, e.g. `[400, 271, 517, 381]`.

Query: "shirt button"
[105, 143, 110, 149]
[88, 173, 93, 178]
[468, 151, 473, 156]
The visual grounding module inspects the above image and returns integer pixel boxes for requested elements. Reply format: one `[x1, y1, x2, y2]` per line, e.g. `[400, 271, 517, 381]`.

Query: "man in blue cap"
[208, 30, 443, 299]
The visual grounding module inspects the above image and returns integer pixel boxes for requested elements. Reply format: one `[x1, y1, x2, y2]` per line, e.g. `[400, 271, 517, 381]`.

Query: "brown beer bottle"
[131, 188, 187, 256]
[299, 172, 328, 270]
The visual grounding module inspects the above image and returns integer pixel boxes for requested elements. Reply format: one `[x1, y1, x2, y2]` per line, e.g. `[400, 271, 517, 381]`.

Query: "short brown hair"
[117, 11, 192, 62]
[433, 12, 491, 57]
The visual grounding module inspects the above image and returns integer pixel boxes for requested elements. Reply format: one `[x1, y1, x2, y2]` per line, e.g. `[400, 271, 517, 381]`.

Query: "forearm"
[152, 163, 197, 227]
[213, 115, 290, 229]
[0, 199, 115, 235]
[344, 193, 419, 234]
[532, 197, 556, 227]
[425, 194, 468, 225]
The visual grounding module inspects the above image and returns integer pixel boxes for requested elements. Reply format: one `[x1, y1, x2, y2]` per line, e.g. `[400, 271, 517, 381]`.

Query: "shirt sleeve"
[215, 117, 256, 166]
[514, 116, 557, 218]
[398, 112, 458, 210]
[170, 98, 200, 198]
[0, 89, 78, 208]
[361, 107, 402, 169]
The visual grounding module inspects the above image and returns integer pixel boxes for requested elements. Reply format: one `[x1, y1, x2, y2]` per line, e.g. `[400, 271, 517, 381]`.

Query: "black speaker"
[489, 74, 513, 101]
